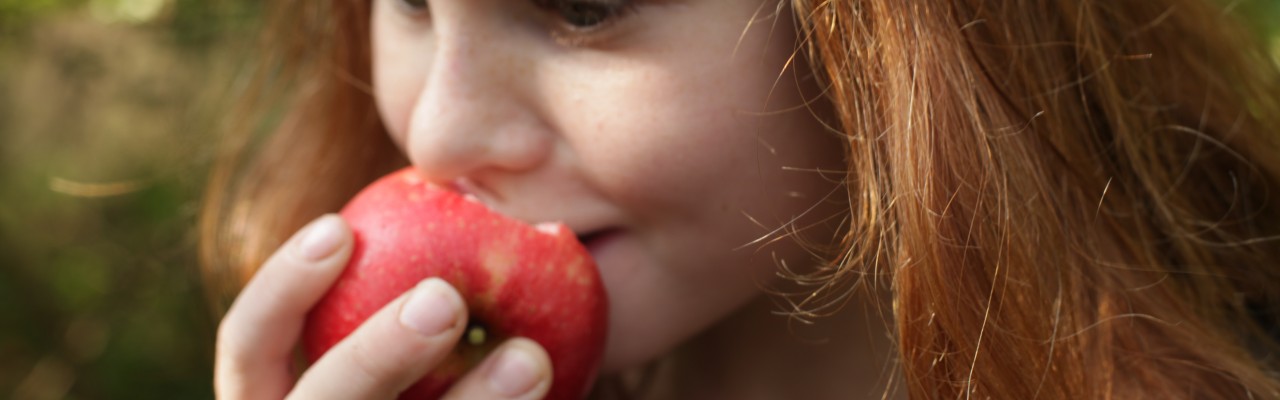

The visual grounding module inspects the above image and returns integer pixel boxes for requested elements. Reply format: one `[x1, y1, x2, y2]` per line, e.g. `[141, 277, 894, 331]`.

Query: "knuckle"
[215, 315, 276, 375]
[216, 305, 265, 355]
[346, 339, 407, 388]
[215, 319, 248, 359]
[214, 352, 255, 397]
[335, 326, 440, 395]
[215, 339, 257, 381]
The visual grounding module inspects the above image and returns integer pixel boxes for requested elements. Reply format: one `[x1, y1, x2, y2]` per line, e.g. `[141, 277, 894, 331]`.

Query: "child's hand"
[214, 215, 554, 400]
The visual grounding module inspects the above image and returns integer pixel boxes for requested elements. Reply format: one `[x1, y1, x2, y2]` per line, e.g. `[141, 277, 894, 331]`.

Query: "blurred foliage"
[0, 0, 1277, 399]
[0, 0, 260, 399]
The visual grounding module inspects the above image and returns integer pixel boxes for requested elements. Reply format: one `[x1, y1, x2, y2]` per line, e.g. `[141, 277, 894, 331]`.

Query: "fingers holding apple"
[303, 168, 610, 399]
[215, 215, 354, 400]
[440, 338, 553, 400]
[291, 278, 553, 400]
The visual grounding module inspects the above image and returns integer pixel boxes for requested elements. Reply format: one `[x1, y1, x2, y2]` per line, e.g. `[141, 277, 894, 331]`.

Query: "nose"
[404, 18, 553, 184]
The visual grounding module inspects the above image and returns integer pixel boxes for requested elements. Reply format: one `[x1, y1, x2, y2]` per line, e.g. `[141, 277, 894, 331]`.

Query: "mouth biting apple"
[303, 167, 609, 399]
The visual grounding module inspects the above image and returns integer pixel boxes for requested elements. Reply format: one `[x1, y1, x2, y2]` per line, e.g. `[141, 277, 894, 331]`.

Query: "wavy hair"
[792, 0, 1280, 397]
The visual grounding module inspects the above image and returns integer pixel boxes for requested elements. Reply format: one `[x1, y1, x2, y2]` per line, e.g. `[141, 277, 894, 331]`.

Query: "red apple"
[303, 168, 609, 399]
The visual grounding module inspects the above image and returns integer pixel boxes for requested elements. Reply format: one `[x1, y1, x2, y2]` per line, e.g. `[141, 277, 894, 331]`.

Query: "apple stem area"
[466, 322, 487, 347]
[457, 320, 500, 368]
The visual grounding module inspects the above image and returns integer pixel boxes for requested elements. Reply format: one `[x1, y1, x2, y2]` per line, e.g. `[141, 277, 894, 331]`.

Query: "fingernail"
[399, 279, 461, 336]
[297, 215, 345, 261]
[487, 345, 542, 397]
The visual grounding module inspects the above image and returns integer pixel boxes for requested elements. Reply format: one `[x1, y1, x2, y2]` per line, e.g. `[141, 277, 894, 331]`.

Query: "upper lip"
[446, 178, 617, 243]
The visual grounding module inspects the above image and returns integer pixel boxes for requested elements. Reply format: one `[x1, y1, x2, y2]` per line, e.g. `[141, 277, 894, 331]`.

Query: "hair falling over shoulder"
[790, 0, 1280, 397]
[202, 0, 1280, 398]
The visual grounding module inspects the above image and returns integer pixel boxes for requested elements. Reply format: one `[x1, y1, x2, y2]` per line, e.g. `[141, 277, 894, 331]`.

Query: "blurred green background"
[1, 1, 259, 398]
[0, 0, 1277, 399]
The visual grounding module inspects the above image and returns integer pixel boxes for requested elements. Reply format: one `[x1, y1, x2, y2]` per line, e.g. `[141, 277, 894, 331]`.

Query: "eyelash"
[535, 0, 637, 30]
[392, 0, 639, 46]
[394, 0, 428, 15]
[542, 0, 638, 46]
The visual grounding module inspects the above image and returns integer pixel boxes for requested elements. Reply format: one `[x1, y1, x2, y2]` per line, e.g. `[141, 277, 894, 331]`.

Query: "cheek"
[561, 10, 822, 219]
[569, 63, 808, 220]
[371, 20, 430, 148]
[581, 88, 744, 214]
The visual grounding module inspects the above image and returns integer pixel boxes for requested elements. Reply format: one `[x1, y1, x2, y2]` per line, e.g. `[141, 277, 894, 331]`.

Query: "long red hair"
[203, 0, 1280, 397]
[793, 0, 1280, 397]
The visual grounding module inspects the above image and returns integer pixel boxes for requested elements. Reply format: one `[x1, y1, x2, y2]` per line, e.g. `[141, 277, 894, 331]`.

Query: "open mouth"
[576, 228, 621, 252]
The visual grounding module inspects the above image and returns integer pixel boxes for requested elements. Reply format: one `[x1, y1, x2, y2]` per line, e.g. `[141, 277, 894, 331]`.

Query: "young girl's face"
[371, 0, 843, 371]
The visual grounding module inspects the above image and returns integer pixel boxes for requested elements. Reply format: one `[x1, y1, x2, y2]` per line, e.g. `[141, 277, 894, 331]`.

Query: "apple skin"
[303, 168, 609, 399]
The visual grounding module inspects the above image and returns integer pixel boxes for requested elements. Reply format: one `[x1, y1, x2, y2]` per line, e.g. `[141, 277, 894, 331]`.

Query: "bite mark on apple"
[534, 222, 562, 235]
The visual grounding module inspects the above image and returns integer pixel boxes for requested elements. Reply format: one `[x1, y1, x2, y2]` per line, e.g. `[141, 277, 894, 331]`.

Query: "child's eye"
[538, 0, 635, 30]
[396, 0, 428, 13]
